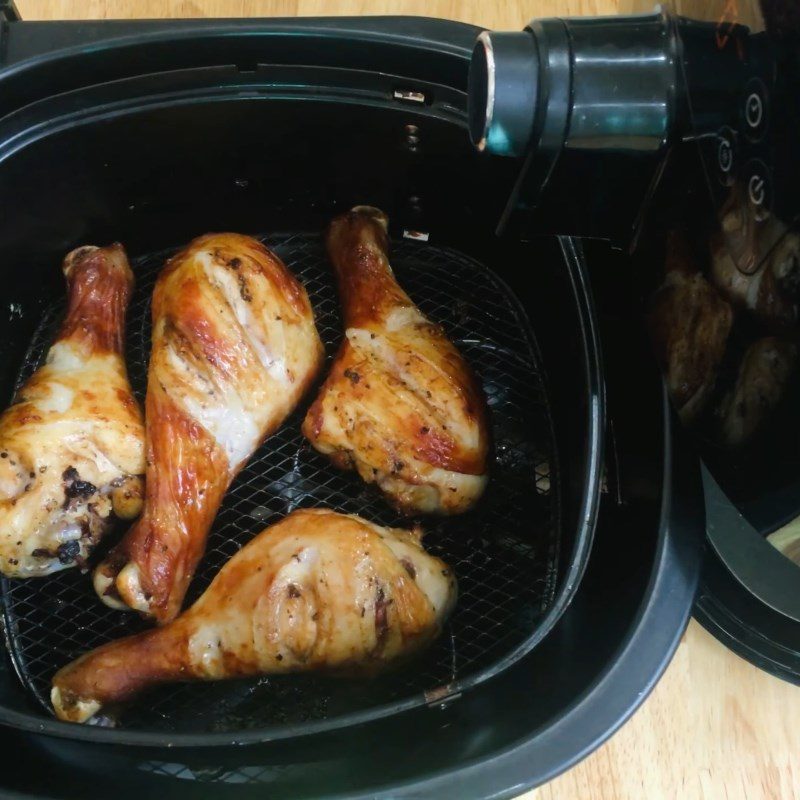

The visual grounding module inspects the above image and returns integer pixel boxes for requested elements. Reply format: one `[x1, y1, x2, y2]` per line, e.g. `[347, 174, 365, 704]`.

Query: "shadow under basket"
[0, 232, 561, 736]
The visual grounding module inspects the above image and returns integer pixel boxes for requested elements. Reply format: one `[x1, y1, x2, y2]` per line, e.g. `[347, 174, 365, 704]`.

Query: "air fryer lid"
[459, 0, 800, 682]
[626, 0, 800, 679]
[645, 0, 800, 673]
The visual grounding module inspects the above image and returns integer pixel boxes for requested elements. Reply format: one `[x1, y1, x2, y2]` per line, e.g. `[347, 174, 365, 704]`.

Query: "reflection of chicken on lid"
[648, 222, 798, 447]
[717, 337, 797, 447]
[648, 231, 733, 426]
[711, 198, 799, 333]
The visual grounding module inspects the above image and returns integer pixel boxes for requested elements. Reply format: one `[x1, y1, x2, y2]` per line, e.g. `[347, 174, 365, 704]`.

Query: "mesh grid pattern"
[0, 233, 558, 734]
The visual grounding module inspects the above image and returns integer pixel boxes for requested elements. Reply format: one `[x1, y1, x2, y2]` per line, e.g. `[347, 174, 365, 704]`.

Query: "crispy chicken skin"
[53, 508, 457, 723]
[303, 207, 489, 515]
[0, 245, 144, 577]
[648, 232, 734, 425]
[93, 234, 323, 623]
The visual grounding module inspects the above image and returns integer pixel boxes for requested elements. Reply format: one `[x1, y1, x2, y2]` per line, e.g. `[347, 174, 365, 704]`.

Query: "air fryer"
[0, 0, 794, 797]
[469, 1, 800, 680]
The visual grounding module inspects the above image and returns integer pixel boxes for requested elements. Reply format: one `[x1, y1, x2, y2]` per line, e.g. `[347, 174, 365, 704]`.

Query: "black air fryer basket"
[0, 11, 607, 747]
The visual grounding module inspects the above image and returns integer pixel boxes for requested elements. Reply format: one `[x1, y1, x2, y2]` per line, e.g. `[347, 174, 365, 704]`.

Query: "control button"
[715, 127, 736, 186]
[748, 173, 765, 206]
[745, 92, 763, 129]
[718, 138, 733, 172]
[742, 78, 768, 141]
[743, 159, 772, 221]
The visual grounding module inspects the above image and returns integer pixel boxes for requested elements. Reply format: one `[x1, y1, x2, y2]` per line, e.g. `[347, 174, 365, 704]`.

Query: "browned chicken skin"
[0, 245, 144, 577]
[303, 207, 489, 515]
[53, 508, 457, 724]
[93, 234, 323, 623]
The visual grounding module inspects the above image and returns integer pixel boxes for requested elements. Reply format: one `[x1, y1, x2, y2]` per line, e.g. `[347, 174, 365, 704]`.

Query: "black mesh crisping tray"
[0, 233, 559, 734]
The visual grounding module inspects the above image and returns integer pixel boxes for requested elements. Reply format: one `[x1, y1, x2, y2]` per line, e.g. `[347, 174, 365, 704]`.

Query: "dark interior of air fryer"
[0, 93, 593, 734]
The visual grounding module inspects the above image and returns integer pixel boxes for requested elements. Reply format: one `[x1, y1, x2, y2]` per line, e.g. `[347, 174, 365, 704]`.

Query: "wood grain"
[539, 623, 800, 800]
[12, 2, 800, 800]
[16, 0, 619, 29]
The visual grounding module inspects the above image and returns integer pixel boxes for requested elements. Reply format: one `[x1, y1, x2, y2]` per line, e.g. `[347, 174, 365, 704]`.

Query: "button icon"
[745, 92, 763, 129]
[743, 159, 771, 222]
[718, 138, 733, 173]
[748, 173, 765, 206]
[714, 127, 736, 186]
[742, 78, 768, 141]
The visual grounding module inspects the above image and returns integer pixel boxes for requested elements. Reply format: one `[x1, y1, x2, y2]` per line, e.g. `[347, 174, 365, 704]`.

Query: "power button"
[743, 159, 772, 221]
[742, 78, 768, 141]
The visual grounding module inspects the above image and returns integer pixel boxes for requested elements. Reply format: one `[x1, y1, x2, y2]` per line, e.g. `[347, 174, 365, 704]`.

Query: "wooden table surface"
[14, 1, 800, 798]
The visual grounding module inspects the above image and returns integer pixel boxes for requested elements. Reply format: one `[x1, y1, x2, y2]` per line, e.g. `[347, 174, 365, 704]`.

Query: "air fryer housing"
[0, 0, 792, 796]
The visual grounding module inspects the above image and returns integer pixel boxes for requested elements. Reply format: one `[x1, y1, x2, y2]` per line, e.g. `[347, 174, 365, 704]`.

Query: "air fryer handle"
[466, 11, 719, 245]
[468, 11, 684, 244]
[469, 13, 678, 160]
[468, 9, 788, 247]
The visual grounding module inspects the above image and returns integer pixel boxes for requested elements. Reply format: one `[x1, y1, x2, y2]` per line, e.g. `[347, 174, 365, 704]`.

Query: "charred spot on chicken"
[0, 245, 145, 578]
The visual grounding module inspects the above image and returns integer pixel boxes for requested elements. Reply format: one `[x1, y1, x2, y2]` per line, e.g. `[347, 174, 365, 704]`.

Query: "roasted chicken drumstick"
[303, 207, 489, 515]
[94, 234, 323, 623]
[0, 245, 144, 578]
[54, 508, 457, 723]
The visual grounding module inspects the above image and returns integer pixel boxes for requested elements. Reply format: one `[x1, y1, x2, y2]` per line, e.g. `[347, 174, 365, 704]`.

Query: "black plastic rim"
[695, 549, 800, 686]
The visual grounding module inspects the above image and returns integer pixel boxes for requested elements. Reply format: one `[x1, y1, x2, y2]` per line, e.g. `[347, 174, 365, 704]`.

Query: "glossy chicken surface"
[0, 245, 144, 578]
[94, 234, 323, 623]
[53, 508, 457, 723]
[303, 207, 489, 515]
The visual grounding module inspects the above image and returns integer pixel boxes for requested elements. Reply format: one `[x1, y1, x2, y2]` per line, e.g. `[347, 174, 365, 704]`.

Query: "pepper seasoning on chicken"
[303, 207, 490, 515]
[94, 234, 323, 623]
[53, 509, 457, 724]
